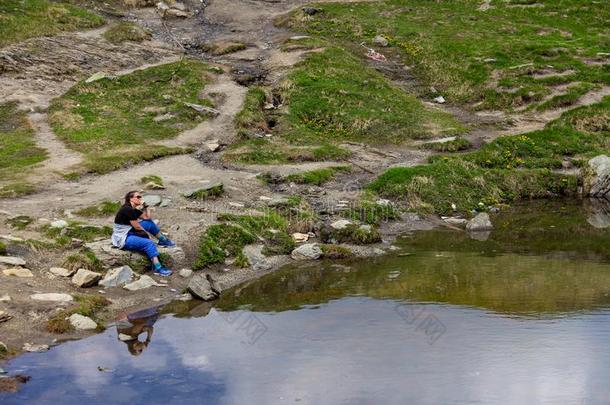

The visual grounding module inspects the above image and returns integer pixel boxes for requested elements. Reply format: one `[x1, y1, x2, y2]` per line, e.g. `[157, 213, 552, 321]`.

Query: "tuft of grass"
[46, 294, 110, 334]
[536, 83, 597, 111]
[420, 137, 472, 153]
[284, 165, 351, 186]
[0, 0, 104, 48]
[320, 223, 382, 245]
[224, 139, 351, 165]
[75, 200, 120, 217]
[44, 221, 112, 244]
[103, 21, 151, 44]
[203, 41, 247, 56]
[285, 0, 609, 111]
[185, 183, 224, 200]
[63, 251, 104, 272]
[49, 60, 211, 173]
[0, 241, 6, 255]
[320, 244, 354, 259]
[6, 215, 34, 230]
[234, 87, 268, 138]
[0, 182, 36, 198]
[342, 200, 399, 225]
[194, 224, 256, 269]
[140, 174, 163, 186]
[0, 102, 47, 185]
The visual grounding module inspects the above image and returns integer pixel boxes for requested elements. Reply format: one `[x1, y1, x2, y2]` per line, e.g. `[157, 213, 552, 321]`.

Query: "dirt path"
[29, 113, 83, 173]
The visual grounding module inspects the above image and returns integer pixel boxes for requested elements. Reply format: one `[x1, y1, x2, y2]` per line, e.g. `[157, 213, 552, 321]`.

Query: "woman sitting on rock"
[111, 190, 175, 276]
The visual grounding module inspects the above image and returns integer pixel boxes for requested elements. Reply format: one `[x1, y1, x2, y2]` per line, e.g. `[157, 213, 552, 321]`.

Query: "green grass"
[140, 174, 163, 186]
[281, 47, 462, 144]
[75, 200, 120, 217]
[536, 82, 598, 111]
[285, 0, 609, 111]
[46, 294, 110, 334]
[320, 244, 354, 259]
[48, 60, 212, 173]
[284, 165, 351, 186]
[234, 87, 268, 137]
[62, 251, 104, 272]
[0, 0, 104, 48]
[44, 221, 112, 244]
[0, 102, 47, 189]
[0, 241, 6, 255]
[420, 136, 472, 152]
[103, 21, 150, 44]
[6, 215, 34, 230]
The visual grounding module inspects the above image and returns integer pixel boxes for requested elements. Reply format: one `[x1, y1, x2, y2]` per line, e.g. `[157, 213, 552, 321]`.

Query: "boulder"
[71, 269, 102, 288]
[68, 314, 97, 330]
[85, 240, 185, 267]
[242, 244, 272, 270]
[30, 293, 73, 302]
[584, 155, 610, 198]
[0, 256, 26, 266]
[142, 194, 162, 207]
[291, 243, 322, 261]
[50, 267, 76, 277]
[330, 219, 352, 230]
[3, 268, 33, 278]
[188, 274, 220, 301]
[179, 268, 193, 278]
[123, 275, 161, 291]
[99, 266, 134, 288]
[466, 212, 493, 232]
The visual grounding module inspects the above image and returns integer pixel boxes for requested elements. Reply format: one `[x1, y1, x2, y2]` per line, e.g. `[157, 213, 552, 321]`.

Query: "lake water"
[2, 200, 610, 404]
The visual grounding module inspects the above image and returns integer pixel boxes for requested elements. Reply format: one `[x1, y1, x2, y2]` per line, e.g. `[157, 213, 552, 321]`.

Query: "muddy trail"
[0, 0, 607, 362]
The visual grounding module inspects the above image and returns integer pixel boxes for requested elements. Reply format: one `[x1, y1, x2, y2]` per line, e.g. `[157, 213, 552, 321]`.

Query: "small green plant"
[285, 166, 351, 186]
[320, 244, 354, 259]
[186, 183, 224, 199]
[103, 21, 151, 44]
[6, 215, 34, 230]
[46, 294, 110, 334]
[234, 87, 268, 137]
[75, 200, 121, 217]
[0, 241, 7, 255]
[140, 175, 164, 186]
[62, 252, 104, 272]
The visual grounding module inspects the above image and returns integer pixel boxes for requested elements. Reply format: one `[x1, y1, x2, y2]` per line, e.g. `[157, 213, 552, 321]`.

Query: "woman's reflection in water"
[116, 306, 161, 356]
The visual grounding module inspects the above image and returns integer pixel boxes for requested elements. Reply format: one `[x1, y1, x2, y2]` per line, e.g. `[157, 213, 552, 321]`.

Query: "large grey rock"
[3, 268, 33, 277]
[330, 219, 352, 230]
[68, 314, 97, 330]
[85, 240, 185, 267]
[50, 267, 76, 277]
[584, 155, 610, 198]
[30, 293, 73, 302]
[291, 243, 322, 260]
[242, 244, 272, 270]
[0, 256, 26, 266]
[99, 266, 134, 288]
[71, 268, 102, 288]
[123, 275, 161, 291]
[466, 213, 493, 232]
[142, 194, 162, 207]
[187, 274, 220, 301]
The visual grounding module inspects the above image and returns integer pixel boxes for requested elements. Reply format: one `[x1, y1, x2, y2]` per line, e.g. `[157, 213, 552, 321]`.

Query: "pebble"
[3, 268, 33, 278]
[433, 96, 446, 104]
[68, 314, 97, 330]
[179, 268, 193, 278]
[49, 267, 75, 277]
[0, 294, 11, 302]
[23, 343, 49, 353]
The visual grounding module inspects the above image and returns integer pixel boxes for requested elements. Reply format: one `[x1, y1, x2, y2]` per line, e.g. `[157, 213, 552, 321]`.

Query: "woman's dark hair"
[124, 190, 139, 205]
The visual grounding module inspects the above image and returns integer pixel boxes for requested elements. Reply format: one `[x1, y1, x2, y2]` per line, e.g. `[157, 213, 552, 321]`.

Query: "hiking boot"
[158, 238, 176, 247]
[153, 266, 172, 277]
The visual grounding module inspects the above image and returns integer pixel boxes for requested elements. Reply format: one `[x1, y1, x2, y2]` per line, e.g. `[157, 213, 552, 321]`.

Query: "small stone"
[118, 333, 133, 342]
[292, 232, 309, 243]
[68, 314, 97, 330]
[123, 275, 161, 291]
[23, 343, 49, 353]
[31, 293, 73, 302]
[373, 35, 389, 46]
[376, 199, 391, 206]
[3, 268, 33, 278]
[177, 292, 193, 301]
[205, 139, 221, 152]
[466, 212, 493, 232]
[302, 7, 321, 15]
[0, 256, 26, 266]
[50, 220, 69, 229]
[433, 96, 446, 104]
[157, 279, 169, 285]
[242, 244, 271, 270]
[187, 274, 219, 301]
[0, 234, 24, 242]
[179, 268, 193, 278]
[85, 72, 110, 83]
[443, 217, 468, 226]
[72, 269, 102, 288]
[50, 267, 76, 277]
[145, 181, 165, 190]
[291, 243, 322, 260]
[0, 294, 11, 302]
[99, 266, 134, 288]
[330, 219, 352, 230]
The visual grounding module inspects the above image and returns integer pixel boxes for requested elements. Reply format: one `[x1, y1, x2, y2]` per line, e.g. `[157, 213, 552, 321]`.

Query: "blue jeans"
[123, 220, 161, 260]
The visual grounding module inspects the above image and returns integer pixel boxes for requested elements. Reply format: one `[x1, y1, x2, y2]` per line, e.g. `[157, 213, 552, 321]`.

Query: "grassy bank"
[369, 97, 610, 214]
[0, 102, 47, 197]
[0, 0, 104, 48]
[49, 60, 212, 174]
[284, 0, 609, 110]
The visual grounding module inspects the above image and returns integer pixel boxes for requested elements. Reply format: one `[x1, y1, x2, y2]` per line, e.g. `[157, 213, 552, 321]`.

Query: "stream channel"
[2, 200, 610, 404]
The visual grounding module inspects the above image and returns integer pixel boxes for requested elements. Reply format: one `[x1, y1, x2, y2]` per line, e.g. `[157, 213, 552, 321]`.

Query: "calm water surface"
[2, 200, 610, 404]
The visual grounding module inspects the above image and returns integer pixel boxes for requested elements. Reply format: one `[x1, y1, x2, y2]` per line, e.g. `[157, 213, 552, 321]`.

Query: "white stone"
[330, 219, 352, 230]
[292, 232, 309, 243]
[30, 293, 73, 302]
[99, 266, 134, 288]
[0, 294, 11, 302]
[68, 314, 97, 330]
[50, 220, 69, 229]
[0, 256, 26, 266]
[23, 343, 49, 352]
[179, 268, 193, 278]
[72, 269, 102, 288]
[373, 35, 389, 46]
[123, 275, 161, 291]
[291, 243, 323, 261]
[433, 96, 446, 104]
[0, 234, 24, 242]
[242, 244, 272, 270]
[50, 267, 76, 277]
[3, 268, 33, 277]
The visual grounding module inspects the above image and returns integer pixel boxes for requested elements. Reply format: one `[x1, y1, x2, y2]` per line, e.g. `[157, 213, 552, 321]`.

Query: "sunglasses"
[133, 195, 143, 199]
